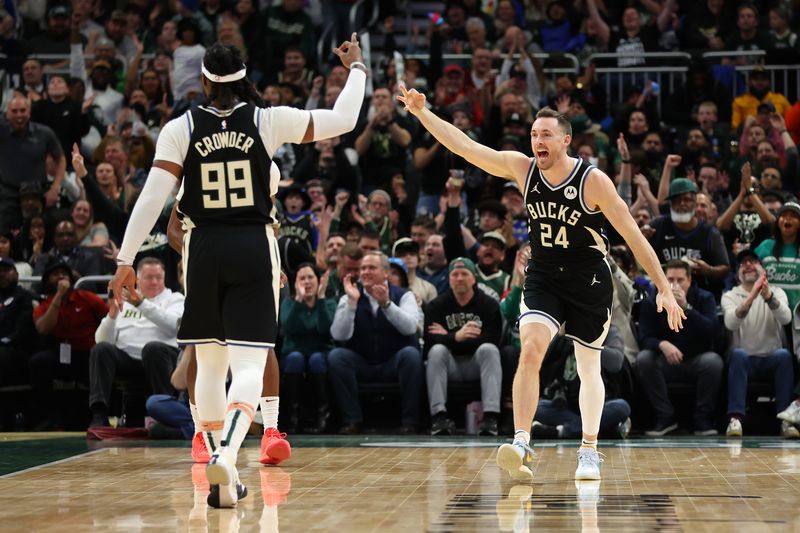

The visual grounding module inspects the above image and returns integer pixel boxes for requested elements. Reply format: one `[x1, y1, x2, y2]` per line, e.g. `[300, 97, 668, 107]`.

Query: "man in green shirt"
[476, 231, 511, 301]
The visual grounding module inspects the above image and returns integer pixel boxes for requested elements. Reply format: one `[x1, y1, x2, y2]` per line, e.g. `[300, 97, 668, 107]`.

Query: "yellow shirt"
[731, 92, 791, 129]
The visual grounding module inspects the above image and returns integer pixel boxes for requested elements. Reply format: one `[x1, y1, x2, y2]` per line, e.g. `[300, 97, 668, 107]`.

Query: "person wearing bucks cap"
[475, 231, 510, 301]
[108, 37, 367, 508]
[649, 176, 730, 301]
[424, 257, 502, 436]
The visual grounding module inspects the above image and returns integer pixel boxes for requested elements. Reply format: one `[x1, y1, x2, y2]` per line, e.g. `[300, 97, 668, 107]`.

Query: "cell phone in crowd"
[428, 12, 444, 25]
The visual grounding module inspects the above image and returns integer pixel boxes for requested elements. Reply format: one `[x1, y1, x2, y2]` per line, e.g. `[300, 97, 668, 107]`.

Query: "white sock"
[195, 343, 230, 453]
[260, 396, 279, 431]
[575, 344, 605, 437]
[222, 345, 268, 458]
[514, 429, 531, 445]
[190, 402, 200, 435]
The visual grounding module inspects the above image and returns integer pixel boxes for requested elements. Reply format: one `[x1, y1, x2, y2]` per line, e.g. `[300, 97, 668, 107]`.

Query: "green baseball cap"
[448, 257, 477, 276]
[667, 178, 698, 199]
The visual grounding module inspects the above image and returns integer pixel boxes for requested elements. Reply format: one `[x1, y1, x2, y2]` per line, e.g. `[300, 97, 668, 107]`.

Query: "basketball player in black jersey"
[397, 89, 684, 481]
[110, 38, 367, 507]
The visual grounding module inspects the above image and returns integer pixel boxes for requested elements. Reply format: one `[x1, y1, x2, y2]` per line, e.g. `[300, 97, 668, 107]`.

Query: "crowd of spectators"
[1, 0, 800, 438]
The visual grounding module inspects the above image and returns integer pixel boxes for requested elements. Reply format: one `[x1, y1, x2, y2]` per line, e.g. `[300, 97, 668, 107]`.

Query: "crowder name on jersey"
[526, 200, 582, 226]
[194, 131, 256, 157]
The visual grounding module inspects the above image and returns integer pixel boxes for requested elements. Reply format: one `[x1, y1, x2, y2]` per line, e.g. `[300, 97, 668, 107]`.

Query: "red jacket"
[33, 289, 108, 352]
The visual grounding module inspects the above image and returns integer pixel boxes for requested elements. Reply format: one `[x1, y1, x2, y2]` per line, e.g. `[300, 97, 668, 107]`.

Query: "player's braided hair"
[202, 43, 264, 109]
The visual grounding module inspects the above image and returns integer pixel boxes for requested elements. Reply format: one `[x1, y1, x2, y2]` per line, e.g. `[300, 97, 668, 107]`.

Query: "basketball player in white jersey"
[397, 88, 684, 481]
[110, 37, 367, 507]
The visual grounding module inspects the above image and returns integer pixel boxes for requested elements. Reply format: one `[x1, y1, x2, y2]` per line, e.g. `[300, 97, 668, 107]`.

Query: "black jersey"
[524, 157, 609, 266]
[180, 103, 276, 227]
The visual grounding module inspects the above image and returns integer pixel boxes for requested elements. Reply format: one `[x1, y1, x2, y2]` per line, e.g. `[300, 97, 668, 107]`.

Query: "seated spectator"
[698, 163, 732, 216]
[410, 216, 437, 267]
[315, 230, 345, 273]
[328, 252, 422, 434]
[501, 182, 528, 244]
[636, 260, 723, 436]
[33, 220, 112, 279]
[88, 257, 183, 427]
[0, 230, 32, 280]
[392, 238, 438, 305]
[324, 242, 363, 303]
[419, 234, 450, 294]
[357, 228, 381, 253]
[0, 258, 36, 389]
[425, 257, 502, 436]
[473, 232, 510, 301]
[145, 346, 194, 439]
[754, 202, 800, 312]
[278, 185, 317, 275]
[652, 177, 730, 300]
[279, 264, 336, 434]
[29, 260, 108, 429]
[721, 250, 797, 438]
[70, 200, 109, 248]
[533, 326, 631, 439]
[17, 214, 48, 267]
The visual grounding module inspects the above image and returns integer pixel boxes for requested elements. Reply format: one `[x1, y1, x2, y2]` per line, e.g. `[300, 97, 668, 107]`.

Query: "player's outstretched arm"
[585, 168, 686, 332]
[397, 86, 529, 183]
[109, 159, 180, 307]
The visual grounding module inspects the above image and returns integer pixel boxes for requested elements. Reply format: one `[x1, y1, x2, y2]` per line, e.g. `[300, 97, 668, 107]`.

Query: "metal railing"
[403, 52, 581, 78]
[700, 50, 799, 101]
[587, 52, 693, 116]
[19, 274, 113, 299]
[26, 53, 154, 77]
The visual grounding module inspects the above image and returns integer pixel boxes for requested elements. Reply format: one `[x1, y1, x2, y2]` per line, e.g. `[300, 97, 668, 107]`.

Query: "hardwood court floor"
[0, 435, 798, 532]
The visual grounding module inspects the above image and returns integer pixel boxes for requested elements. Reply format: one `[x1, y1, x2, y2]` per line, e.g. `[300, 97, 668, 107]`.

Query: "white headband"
[201, 63, 246, 83]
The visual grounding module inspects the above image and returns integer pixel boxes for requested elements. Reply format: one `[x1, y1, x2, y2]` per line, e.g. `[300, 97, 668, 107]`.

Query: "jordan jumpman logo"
[532, 182, 541, 194]
[590, 274, 600, 286]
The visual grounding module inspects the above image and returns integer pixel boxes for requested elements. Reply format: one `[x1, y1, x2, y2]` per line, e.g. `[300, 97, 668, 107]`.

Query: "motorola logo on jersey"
[526, 200, 582, 226]
[564, 186, 577, 200]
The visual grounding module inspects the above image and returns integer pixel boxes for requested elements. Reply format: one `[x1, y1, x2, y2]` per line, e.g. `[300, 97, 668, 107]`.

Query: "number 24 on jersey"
[539, 223, 569, 248]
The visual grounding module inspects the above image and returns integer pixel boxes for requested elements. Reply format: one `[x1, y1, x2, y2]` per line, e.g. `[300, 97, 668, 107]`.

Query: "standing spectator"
[104, 10, 138, 61]
[636, 260, 723, 436]
[88, 258, 184, 427]
[0, 93, 65, 229]
[589, 4, 668, 68]
[716, 163, 775, 254]
[731, 68, 791, 130]
[3, 59, 46, 106]
[262, 0, 316, 75]
[328, 252, 422, 434]
[171, 18, 206, 102]
[724, 3, 773, 56]
[474, 232, 510, 301]
[425, 257, 502, 435]
[0, 258, 36, 388]
[721, 250, 796, 438]
[29, 260, 108, 428]
[353, 87, 413, 191]
[31, 75, 92, 157]
[23, 5, 71, 56]
[680, 0, 732, 51]
[755, 202, 800, 312]
[279, 264, 335, 434]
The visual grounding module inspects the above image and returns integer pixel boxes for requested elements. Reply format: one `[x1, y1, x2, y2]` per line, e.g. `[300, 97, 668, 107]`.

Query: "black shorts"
[519, 258, 612, 349]
[178, 224, 280, 347]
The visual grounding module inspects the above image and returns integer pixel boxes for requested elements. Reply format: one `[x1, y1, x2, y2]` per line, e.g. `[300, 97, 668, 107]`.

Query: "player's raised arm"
[301, 33, 368, 144]
[584, 168, 686, 332]
[397, 86, 529, 183]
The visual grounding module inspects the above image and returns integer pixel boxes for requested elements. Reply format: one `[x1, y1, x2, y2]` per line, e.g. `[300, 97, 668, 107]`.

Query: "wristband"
[621, 159, 631, 164]
[116, 258, 133, 267]
[381, 300, 391, 309]
[780, 129, 788, 134]
[350, 61, 367, 72]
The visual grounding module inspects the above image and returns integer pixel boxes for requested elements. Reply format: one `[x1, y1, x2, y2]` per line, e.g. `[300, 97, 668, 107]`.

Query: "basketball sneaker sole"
[496, 444, 533, 481]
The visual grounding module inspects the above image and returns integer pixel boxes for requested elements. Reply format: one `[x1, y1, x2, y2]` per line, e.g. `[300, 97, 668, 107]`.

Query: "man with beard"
[682, 128, 711, 171]
[0, 258, 36, 390]
[731, 68, 791, 130]
[695, 193, 718, 226]
[474, 232, 511, 302]
[649, 178, 730, 301]
[424, 257, 502, 436]
[721, 249, 797, 438]
[23, 6, 72, 57]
